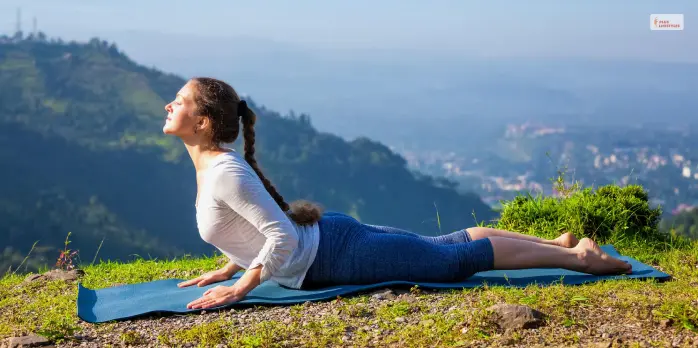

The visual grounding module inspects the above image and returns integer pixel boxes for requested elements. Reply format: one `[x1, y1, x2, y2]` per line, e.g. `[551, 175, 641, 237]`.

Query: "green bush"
[491, 182, 691, 260]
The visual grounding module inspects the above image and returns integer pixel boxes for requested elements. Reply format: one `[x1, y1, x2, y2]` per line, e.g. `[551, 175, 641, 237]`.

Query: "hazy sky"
[1, 0, 696, 63]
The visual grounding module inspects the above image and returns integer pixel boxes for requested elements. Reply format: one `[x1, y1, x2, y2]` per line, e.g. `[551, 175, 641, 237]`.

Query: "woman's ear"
[196, 116, 211, 133]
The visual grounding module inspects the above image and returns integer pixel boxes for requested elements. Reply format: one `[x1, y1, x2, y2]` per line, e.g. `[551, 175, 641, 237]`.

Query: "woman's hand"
[177, 269, 230, 288]
[186, 285, 245, 309]
[184, 264, 262, 310]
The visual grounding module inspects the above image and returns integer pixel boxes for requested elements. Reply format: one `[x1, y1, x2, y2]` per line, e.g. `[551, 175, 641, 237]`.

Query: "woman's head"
[163, 77, 241, 146]
[164, 77, 323, 225]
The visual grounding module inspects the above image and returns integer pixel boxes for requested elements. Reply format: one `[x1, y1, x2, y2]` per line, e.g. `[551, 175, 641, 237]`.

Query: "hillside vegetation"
[0, 180, 696, 347]
[0, 35, 495, 272]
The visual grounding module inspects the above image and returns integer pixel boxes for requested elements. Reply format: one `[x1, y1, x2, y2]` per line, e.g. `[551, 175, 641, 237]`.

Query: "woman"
[164, 77, 631, 310]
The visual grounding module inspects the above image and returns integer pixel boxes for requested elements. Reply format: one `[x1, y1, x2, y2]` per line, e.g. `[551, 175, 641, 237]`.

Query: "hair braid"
[240, 107, 290, 211]
[240, 105, 323, 225]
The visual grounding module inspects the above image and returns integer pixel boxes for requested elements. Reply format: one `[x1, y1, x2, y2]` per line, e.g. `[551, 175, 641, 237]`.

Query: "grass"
[1, 182, 698, 346]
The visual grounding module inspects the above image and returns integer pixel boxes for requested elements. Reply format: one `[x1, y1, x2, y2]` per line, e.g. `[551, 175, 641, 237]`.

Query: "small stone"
[487, 304, 545, 331]
[448, 306, 457, 312]
[371, 289, 396, 301]
[24, 269, 85, 284]
[460, 327, 469, 334]
[23, 274, 43, 283]
[7, 333, 51, 347]
[672, 337, 682, 347]
[283, 318, 292, 324]
[395, 317, 405, 323]
[200, 310, 206, 315]
[342, 335, 350, 342]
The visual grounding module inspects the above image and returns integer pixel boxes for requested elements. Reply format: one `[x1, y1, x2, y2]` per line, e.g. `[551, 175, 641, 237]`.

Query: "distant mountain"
[100, 31, 698, 150]
[0, 34, 495, 272]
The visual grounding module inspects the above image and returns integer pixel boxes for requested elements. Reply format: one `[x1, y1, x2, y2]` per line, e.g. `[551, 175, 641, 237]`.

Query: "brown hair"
[190, 77, 323, 225]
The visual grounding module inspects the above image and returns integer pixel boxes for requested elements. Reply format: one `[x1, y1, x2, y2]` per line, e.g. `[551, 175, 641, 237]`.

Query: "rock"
[6, 334, 51, 347]
[394, 317, 405, 323]
[371, 289, 396, 301]
[487, 304, 545, 331]
[23, 269, 85, 284]
[659, 319, 673, 329]
[23, 274, 43, 283]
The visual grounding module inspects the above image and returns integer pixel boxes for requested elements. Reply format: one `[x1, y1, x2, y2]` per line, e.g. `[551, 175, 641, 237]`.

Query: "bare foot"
[552, 232, 579, 248]
[574, 238, 632, 275]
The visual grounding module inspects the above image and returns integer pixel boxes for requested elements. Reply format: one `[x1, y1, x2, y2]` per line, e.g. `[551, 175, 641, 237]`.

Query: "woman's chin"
[162, 124, 177, 135]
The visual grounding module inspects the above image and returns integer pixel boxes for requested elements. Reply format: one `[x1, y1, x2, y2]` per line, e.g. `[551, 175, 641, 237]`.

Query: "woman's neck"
[184, 140, 227, 172]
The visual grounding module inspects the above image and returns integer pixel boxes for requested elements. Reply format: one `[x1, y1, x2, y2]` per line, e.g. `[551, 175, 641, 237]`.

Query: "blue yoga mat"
[77, 245, 670, 323]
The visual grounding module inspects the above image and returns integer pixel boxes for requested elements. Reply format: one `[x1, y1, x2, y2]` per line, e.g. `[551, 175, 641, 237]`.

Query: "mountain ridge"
[0, 35, 496, 272]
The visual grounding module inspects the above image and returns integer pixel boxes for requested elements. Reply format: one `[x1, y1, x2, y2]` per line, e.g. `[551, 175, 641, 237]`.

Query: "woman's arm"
[178, 259, 242, 288]
[221, 260, 243, 278]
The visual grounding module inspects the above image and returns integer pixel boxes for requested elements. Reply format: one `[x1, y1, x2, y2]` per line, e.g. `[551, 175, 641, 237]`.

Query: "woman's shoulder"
[207, 151, 259, 185]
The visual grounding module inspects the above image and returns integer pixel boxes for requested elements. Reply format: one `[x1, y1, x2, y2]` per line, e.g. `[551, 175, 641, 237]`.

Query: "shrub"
[496, 184, 665, 245]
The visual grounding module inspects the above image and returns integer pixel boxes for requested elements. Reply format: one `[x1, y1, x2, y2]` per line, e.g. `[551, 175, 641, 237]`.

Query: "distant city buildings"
[394, 123, 698, 215]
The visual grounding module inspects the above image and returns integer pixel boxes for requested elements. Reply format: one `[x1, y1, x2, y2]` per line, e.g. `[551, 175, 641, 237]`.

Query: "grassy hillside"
[0, 36, 495, 272]
[1, 182, 696, 347]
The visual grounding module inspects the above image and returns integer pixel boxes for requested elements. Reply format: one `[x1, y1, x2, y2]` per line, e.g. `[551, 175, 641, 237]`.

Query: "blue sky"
[1, 0, 696, 62]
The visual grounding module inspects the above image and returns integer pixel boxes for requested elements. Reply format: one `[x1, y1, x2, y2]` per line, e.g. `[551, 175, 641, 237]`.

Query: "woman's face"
[162, 81, 201, 138]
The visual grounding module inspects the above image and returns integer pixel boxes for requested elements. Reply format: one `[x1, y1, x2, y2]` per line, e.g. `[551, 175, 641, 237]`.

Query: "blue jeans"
[300, 212, 495, 289]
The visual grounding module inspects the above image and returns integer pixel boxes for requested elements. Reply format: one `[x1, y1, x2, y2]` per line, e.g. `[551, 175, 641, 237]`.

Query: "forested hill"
[0, 35, 495, 272]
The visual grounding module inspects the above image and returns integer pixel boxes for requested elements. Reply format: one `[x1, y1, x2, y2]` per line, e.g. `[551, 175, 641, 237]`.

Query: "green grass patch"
[1, 182, 697, 346]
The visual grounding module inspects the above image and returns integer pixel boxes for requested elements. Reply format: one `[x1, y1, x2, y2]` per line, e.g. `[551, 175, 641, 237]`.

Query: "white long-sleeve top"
[195, 150, 320, 289]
